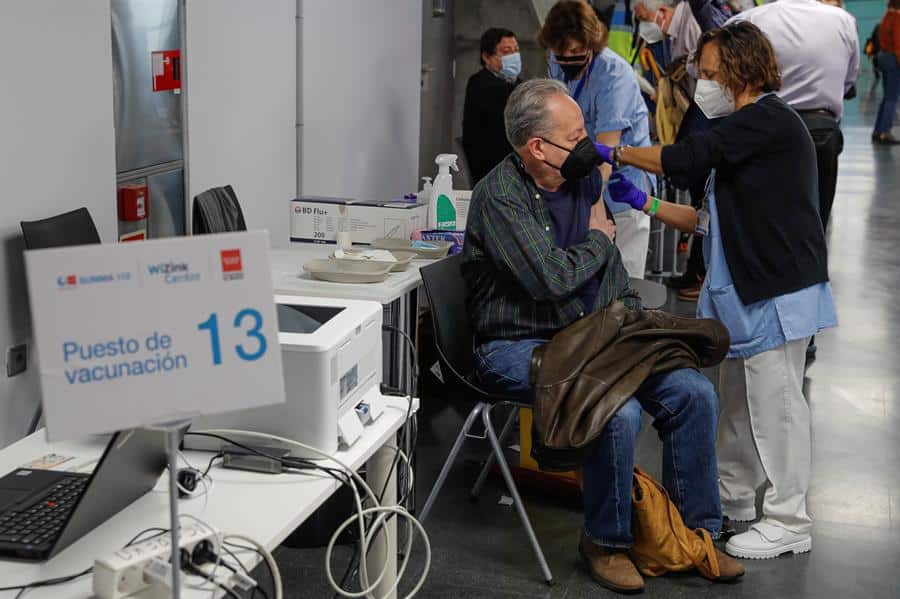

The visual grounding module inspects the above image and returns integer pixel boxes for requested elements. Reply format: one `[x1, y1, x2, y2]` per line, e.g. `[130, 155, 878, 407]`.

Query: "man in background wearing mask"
[462, 28, 523, 186]
[728, 0, 859, 360]
[463, 78, 740, 593]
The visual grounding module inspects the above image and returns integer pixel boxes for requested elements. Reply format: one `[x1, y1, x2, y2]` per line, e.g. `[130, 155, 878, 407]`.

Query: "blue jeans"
[874, 52, 899, 135]
[475, 338, 723, 548]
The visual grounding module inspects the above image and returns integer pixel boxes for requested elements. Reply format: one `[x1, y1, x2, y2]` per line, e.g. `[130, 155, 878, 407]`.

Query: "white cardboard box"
[290, 197, 429, 245]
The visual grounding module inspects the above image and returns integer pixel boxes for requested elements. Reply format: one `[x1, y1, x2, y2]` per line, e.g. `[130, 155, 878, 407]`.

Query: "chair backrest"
[20, 207, 102, 250]
[192, 185, 247, 235]
[419, 255, 476, 383]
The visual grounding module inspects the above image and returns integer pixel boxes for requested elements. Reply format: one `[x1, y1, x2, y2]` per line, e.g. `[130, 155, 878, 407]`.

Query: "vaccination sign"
[24, 231, 285, 441]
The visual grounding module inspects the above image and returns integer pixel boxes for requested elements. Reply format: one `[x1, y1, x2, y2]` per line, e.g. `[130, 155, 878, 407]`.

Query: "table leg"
[366, 442, 398, 599]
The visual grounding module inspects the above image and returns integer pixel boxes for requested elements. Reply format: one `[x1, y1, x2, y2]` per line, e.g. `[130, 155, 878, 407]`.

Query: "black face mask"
[541, 137, 601, 181]
[557, 54, 589, 81]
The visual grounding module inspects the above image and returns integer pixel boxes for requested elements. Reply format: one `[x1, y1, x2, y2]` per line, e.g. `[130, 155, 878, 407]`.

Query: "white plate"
[302, 259, 393, 283]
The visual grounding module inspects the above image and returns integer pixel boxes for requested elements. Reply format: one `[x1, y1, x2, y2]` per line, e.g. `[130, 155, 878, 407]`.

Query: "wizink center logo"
[220, 249, 244, 281]
[147, 261, 200, 284]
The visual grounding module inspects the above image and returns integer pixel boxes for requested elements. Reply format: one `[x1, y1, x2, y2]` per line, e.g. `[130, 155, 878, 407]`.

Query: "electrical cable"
[219, 543, 271, 599]
[0, 525, 177, 595]
[194, 428, 429, 599]
[223, 540, 278, 599]
[223, 533, 284, 599]
[183, 562, 242, 599]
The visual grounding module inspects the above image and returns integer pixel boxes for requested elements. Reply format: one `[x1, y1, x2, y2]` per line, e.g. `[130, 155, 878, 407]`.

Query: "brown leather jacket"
[529, 301, 729, 471]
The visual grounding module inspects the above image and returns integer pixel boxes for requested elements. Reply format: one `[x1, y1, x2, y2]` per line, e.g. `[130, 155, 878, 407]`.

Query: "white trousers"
[716, 337, 813, 534]
[614, 209, 650, 280]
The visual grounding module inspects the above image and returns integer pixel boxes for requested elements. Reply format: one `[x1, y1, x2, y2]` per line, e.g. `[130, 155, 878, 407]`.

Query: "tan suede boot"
[578, 532, 645, 594]
[712, 547, 745, 582]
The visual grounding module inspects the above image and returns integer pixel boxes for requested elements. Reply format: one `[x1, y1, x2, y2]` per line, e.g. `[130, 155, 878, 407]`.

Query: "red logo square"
[66, 275, 77, 285]
[220, 249, 242, 273]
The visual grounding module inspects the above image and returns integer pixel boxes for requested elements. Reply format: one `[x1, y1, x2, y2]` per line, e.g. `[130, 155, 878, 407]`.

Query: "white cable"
[193, 429, 430, 599]
[223, 533, 284, 599]
[326, 506, 431, 599]
[194, 429, 378, 593]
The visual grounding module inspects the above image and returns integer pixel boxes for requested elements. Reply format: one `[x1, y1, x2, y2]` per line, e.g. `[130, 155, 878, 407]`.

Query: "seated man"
[461, 78, 742, 594]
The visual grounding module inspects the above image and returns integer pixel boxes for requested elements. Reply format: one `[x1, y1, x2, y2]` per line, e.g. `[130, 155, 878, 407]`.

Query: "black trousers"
[797, 111, 844, 232]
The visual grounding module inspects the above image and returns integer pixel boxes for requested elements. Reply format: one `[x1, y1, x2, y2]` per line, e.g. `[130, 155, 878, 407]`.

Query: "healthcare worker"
[596, 21, 838, 560]
[540, 0, 654, 279]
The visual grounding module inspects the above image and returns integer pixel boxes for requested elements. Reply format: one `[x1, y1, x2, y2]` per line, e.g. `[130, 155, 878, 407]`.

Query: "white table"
[0, 395, 418, 599]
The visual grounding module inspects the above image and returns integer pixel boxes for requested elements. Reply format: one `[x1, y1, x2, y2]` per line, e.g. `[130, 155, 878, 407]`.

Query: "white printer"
[185, 294, 383, 457]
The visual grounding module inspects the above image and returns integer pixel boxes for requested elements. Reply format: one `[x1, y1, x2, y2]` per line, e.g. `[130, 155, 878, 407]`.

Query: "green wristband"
[646, 197, 660, 216]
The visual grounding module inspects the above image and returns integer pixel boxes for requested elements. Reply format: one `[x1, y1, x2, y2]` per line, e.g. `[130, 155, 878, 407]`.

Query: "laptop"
[0, 428, 167, 561]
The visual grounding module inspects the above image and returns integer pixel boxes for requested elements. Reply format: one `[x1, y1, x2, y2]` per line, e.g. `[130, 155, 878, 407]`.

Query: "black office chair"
[20, 207, 102, 435]
[418, 255, 553, 585]
[192, 185, 247, 234]
[20, 207, 101, 250]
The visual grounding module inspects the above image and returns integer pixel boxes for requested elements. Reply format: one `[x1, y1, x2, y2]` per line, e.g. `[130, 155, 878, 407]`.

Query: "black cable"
[183, 562, 242, 599]
[219, 543, 271, 599]
[0, 526, 169, 593]
[223, 540, 277, 599]
[203, 451, 224, 476]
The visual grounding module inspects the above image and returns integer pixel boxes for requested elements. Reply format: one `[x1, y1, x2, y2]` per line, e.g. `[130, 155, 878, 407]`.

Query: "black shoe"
[667, 272, 703, 290]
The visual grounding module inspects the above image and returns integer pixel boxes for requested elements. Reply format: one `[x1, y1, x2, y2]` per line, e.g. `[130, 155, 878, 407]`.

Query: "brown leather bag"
[629, 468, 721, 580]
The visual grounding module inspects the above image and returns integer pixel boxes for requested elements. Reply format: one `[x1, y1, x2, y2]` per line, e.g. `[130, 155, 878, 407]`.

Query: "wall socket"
[6, 344, 27, 377]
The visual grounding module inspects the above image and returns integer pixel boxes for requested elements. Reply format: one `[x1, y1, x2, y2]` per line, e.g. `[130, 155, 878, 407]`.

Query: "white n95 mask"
[639, 20, 665, 44]
[694, 79, 735, 119]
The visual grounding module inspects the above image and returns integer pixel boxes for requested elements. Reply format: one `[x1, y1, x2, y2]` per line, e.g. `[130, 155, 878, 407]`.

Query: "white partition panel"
[0, 0, 117, 448]
[185, 0, 297, 247]
[301, 1, 423, 204]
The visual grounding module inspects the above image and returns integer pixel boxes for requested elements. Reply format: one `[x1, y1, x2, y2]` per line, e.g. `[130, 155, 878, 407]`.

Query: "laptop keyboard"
[0, 476, 89, 546]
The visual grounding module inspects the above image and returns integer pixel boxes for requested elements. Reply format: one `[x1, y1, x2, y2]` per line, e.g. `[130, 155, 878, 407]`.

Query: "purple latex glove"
[592, 141, 614, 164]
[608, 172, 648, 211]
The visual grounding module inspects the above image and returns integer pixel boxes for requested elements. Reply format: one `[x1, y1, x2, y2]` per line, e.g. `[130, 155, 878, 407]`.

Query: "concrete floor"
[272, 65, 900, 598]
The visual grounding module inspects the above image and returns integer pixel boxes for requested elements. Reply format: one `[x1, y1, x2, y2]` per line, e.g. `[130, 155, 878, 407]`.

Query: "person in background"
[462, 28, 523, 186]
[634, 0, 701, 60]
[597, 21, 837, 560]
[872, 0, 900, 144]
[463, 77, 743, 593]
[634, 0, 712, 301]
[729, 0, 860, 230]
[729, 0, 859, 359]
[540, 0, 654, 280]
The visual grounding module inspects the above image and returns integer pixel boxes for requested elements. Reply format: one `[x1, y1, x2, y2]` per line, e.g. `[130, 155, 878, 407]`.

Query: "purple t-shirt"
[539, 170, 604, 312]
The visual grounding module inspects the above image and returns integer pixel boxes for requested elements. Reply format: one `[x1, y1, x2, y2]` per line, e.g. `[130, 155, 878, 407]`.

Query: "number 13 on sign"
[197, 309, 268, 365]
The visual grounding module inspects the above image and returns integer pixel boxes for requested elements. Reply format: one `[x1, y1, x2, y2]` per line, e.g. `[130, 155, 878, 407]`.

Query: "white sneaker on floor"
[725, 521, 812, 560]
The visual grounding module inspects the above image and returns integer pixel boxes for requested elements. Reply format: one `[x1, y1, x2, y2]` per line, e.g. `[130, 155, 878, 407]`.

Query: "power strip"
[93, 523, 219, 599]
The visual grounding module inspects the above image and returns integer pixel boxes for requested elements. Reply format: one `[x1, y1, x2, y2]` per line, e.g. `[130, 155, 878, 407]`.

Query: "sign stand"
[151, 419, 193, 599]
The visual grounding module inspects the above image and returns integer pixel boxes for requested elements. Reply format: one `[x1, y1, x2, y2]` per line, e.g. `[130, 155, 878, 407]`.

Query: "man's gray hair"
[504, 78, 570, 148]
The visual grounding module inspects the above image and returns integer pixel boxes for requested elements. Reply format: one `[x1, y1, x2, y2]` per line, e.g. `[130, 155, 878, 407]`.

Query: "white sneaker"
[725, 521, 812, 560]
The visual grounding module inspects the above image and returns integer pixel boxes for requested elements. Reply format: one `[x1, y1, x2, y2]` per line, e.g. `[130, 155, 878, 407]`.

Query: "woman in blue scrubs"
[539, 0, 654, 280]
[599, 21, 837, 561]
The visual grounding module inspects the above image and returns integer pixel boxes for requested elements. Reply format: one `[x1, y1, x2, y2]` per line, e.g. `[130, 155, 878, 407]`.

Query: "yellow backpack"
[641, 48, 693, 145]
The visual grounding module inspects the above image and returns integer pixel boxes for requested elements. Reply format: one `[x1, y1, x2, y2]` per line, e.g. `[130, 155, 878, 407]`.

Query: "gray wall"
[452, 0, 543, 187]
[0, 1, 118, 448]
[419, 2, 457, 185]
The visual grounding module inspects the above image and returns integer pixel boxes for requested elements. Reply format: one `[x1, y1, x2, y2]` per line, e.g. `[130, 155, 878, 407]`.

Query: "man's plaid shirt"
[462, 154, 640, 342]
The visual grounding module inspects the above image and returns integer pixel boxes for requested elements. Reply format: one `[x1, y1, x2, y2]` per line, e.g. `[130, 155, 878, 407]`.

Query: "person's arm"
[607, 172, 698, 233]
[845, 17, 861, 92]
[480, 188, 618, 302]
[613, 145, 665, 174]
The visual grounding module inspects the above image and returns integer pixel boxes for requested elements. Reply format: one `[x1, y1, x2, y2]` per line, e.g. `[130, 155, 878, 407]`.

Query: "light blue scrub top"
[697, 171, 838, 359]
[549, 48, 655, 214]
